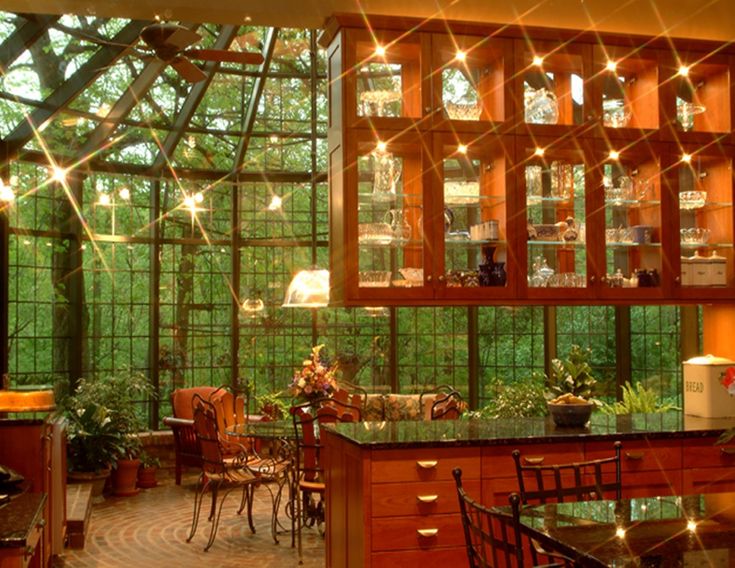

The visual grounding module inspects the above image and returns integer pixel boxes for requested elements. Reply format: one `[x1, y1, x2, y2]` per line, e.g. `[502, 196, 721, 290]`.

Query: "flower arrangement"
[290, 344, 338, 401]
[720, 367, 735, 396]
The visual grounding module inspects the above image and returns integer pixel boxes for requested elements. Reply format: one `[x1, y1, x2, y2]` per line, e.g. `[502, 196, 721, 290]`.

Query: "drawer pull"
[37, 518, 46, 528]
[721, 447, 735, 456]
[524, 457, 544, 465]
[417, 494, 439, 504]
[625, 451, 645, 460]
[416, 460, 438, 470]
[417, 528, 438, 537]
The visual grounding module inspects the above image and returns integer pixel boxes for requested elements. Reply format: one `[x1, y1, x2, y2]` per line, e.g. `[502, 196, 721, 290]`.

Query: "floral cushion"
[363, 394, 385, 421]
[383, 394, 423, 421]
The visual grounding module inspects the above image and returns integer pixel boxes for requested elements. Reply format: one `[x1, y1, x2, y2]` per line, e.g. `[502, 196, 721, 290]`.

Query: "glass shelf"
[605, 199, 661, 208]
[606, 242, 662, 248]
[357, 192, 418, 205]
[528, 240, 585, 247]
[358, 237, 415, 248]
[445, 238, 506, 247]
[680, 242, 733, 248]
[444, 194, 504, 206]
[526, 196, 573, 205]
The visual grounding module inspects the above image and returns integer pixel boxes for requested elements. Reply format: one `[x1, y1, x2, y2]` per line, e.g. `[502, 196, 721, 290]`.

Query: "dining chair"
[419, 385, 466, 420]
[453, 468, 568, 568]
[512, 441, 622, 504]
[291, 398, 360, 562]
[187, 394, 262, 551]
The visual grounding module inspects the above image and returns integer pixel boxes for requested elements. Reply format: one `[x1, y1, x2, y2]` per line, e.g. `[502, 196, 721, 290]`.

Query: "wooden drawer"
[371, 547, 465, 567]
[483, 477, 523, 507]
[622, 469, 682, 498]
[586, 439, 682, 473]
[370, 514, 465, 552]
[483, 442, 584, 478]
[683, 467, 735, 494]
[682, 436, 735, 469]
[371, 480, 481, 517]
[371, 448, 480, 483]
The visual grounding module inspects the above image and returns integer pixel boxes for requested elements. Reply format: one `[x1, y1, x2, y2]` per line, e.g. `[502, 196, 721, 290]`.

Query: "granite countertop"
[0, 493, 46, 548]
[324, 412, 735, 449]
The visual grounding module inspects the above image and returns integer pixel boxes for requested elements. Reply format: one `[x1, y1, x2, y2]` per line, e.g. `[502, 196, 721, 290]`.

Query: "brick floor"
[56, 472, 325, 568]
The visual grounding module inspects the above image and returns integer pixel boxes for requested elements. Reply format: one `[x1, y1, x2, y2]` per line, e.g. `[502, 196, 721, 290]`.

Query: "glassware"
[371, 148, 401, 201]
[359, 271, 391, 287]
[359, 85, 401, 116]
[679, 190, 707, 210]
[444, 180, 480, 204]
[443, 207, 454, 234]
[680, 227, 711, 244]
[602, 99, 631, 128]
[524, 86, 559, 124]
[676, 100, 706, 131]
[526, 165, 543, 203]
[358, 222, 393, 245]
[551, 161, 573, 199]
[529, 256, 554, 287]
[383, 209, 412, 241]
[445, 101, 482, 121]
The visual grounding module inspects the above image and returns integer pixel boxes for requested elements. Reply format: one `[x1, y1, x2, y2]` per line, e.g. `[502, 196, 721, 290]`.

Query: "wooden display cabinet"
[514, 39, 592, 136]
[596, 140, 670, 301]
[433, 133, 517, 301]
[660, 49, 734, 143]
[673, 143, 735, 300]
[590, 45, 662, 136]
[324, 14, 735, 305]
[519, 136, 597, 301]
[429, 34, 511, 133]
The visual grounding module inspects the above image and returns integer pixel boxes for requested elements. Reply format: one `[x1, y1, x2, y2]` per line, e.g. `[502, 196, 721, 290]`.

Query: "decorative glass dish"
[358, 222, 393, 245]
[602, 99, 631, 128]
[444, 180, 480, 204]
[679, 191, 707, 210]
[445, 101, 482, 121]
[359, 271, 391, 287]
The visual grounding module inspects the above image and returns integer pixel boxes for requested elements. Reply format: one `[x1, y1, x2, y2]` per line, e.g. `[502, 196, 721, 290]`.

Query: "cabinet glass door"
[524, 144, 588, 293]
[676, 149, 734, 295]
[356, 135, 425, 293]
[438, 136, 512, 296]
[601, 145, 663, 296]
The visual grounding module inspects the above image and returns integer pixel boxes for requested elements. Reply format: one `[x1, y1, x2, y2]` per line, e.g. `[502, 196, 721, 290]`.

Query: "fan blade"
[166, 27, 202, 50]
[184, 48, 264, 65]
[170, 57, 206, 83]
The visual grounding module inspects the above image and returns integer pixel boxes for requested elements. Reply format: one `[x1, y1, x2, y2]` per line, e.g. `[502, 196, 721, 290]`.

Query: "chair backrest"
[291, 403, 322, 483]
[191, 394, 228, 478]
[453, 468, 529, 568]
[419, 385, 466, 420]
[171, 386, 220, 420]
[512, 441, 622, 504]
[317, 397, 363, 423]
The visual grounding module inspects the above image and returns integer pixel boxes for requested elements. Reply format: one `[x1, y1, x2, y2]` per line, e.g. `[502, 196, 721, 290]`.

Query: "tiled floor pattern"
[57, 474, 325, 568]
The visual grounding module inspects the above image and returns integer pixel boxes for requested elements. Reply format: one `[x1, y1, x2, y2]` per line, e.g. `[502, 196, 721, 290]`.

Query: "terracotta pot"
[137, 466, 158, 489]
[67, 467, 111, 500]
[111, 458, 141, 496]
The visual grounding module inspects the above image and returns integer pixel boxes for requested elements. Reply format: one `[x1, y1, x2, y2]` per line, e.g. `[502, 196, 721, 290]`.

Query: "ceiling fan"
[140, 23, 265, 83]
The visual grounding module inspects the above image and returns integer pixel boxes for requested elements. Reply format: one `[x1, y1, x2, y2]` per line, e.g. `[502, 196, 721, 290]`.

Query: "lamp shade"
[282, 268, 330, 308]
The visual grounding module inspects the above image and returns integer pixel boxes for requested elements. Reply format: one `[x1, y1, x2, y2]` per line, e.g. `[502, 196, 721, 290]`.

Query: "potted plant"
[111, 435, 143, 496]
[57, 370, 153, 498]
[543, 345, 598, 427]
[137, 451, 160, 489]
[256, 391, 289, 420]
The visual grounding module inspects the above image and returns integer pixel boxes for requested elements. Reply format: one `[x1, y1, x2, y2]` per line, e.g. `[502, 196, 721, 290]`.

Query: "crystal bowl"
[359, 271, 391, 287]
[548, 401, 593, 427]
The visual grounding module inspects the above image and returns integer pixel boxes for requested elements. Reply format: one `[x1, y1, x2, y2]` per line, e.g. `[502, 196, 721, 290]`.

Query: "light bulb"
[534, 147, 545, 157]
[50, 166, 67, 183]
[183, 196, 196, 209]
[678, 65, 690, 77]
[609, 150, 620, 160]
[376, 141, 388, 153]
[457, 144, 468, 154]
[686, 520, 697, 532]
[267, 195, 283, 211]
[374, 45, 386, 57]
[682, 153, 692, 163]
[615, 527, 626, 539]
[455, 50, 466, 62]
[606, 60, 618, 72]
[532, 55, 544, 67]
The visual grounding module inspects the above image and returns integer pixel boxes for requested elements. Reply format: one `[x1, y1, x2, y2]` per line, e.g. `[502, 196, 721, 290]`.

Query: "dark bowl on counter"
[548, 401, 594, 427]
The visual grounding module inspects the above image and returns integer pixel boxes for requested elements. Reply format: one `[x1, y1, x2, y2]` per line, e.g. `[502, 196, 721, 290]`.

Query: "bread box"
[683, 354, 735, 418]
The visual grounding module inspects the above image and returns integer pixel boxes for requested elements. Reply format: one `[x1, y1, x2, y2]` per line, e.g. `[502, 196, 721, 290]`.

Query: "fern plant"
[600, 381, 679, 415]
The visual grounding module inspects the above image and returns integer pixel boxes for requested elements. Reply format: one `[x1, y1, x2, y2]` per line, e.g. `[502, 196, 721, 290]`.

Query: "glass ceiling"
[0, 13, 327, 176]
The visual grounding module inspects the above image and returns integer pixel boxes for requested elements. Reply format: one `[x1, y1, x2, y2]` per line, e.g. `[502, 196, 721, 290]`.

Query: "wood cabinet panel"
[682, 436, 735, 469]
[371, 547, 465, 567]
[482, 442, 584, 478]
[586, 439, 682, 473]
[683, 467, 735, 494]
[370, 514, 465, 552]
[371, 480, 480, 517]
[622, 470, 682, 497]
[371, 448, 480, 483]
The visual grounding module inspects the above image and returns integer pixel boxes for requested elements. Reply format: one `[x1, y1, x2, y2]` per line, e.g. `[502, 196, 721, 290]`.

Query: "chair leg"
[208, 483, 219, 522]
[175, 457, 182, 486]
[204, 485, 234, 552]
[246, 484, 256, 534]
[186, 475, 208, 543]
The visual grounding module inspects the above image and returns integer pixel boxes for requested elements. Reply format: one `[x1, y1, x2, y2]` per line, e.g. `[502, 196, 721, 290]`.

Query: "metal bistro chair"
[419, 385, 467, 420]
[290, 397, 361, 562]
[512, 441, 623, 505]
[187, 395, 261, 551]
[453, 468, 568, 568]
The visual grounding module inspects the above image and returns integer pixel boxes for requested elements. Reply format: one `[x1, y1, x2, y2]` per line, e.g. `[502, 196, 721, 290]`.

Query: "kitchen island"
[322, 413, 735, 568]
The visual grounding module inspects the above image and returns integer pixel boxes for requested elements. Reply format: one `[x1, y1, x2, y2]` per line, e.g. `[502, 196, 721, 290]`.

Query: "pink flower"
[720, 367, 735, 395]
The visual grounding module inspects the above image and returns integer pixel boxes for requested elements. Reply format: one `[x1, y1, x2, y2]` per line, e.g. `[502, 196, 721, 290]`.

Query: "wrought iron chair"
[163, 385, 220, 485]
[290, 397, 361, 562]
[453, 468, 569, 568]
[419, 385, 467, 420]
[186, 395, 261, 551]
[512, 441, 622, 504]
